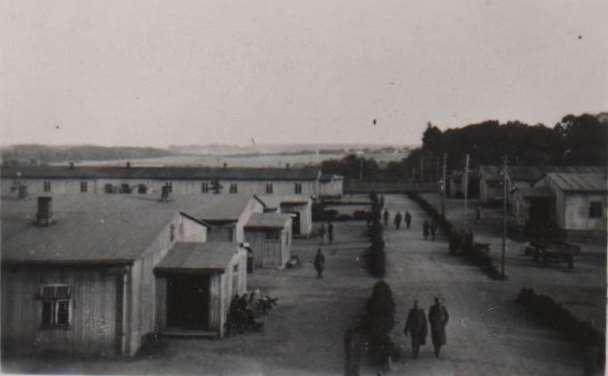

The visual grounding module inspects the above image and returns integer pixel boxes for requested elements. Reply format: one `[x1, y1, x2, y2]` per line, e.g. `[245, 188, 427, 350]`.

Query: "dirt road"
[382, 194, 582, 375]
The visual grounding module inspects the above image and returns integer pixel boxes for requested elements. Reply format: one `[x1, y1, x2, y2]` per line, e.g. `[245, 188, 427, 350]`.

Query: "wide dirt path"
[382, 194, 582, 376]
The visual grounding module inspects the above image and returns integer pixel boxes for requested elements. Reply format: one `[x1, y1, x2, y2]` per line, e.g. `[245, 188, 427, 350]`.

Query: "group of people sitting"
[225, 290, 278, 335]
[404, 297, 450, 359]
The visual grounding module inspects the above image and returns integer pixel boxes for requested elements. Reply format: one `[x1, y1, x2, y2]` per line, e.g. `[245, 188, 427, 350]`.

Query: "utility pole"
[464, 154, 470, 222]
[501, 155, 508, 278]
[441, 153, 447, 216]
[420, 157, 424, 182]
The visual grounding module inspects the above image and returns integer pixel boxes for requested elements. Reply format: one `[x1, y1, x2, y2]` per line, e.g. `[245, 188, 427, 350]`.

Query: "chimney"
[36, 196, 53, 226]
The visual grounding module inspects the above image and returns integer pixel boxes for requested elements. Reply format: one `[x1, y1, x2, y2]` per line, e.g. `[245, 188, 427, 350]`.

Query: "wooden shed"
[244, 213, 292, 268]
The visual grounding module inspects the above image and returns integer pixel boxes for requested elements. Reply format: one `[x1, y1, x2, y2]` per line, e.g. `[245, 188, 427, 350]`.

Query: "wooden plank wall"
[1, 265, 119, 356]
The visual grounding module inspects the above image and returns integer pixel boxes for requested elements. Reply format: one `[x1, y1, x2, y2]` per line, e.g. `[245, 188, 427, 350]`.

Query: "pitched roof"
[507, 165, 605, 183]
[514, 186, 555, 198]
[1, 166, 320, 181]
[546, 173, 607, 193]
[155, 242, 237, 273]
[1, 198, 184, 264]
[245, 213, 291, 229]
[479, 165, 502, 180]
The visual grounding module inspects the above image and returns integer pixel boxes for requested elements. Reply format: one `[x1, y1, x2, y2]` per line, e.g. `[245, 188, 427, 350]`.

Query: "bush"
[363, 281, 396, 365]
[366, 217, 386, 278]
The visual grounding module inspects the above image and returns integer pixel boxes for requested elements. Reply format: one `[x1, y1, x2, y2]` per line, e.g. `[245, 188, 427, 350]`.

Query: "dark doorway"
[528, 197, 556, 238]
[288, 212, 300, 236]
[167, 275, 210, 329]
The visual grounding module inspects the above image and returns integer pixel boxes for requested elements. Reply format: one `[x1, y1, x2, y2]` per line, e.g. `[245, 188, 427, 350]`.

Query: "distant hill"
[169, 143, 413, 156]
[1, 144, 174, 165]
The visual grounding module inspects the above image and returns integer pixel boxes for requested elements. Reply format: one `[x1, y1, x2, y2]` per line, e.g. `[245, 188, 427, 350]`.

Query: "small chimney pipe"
[36, 196, 53, 226]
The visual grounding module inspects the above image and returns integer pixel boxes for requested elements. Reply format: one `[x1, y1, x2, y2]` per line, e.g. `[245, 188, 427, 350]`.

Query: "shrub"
[363, 281, 396, 365]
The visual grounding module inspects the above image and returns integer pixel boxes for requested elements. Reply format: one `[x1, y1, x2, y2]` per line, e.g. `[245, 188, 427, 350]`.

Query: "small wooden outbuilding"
[244, 213, 292, 268]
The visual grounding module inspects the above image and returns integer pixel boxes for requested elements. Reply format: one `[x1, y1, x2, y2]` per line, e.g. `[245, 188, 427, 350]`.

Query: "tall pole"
[501, 155, 507, 278]
[464, 154, 470, 222]
[420, 157, 424, 182]
[441, 153, 447, 216]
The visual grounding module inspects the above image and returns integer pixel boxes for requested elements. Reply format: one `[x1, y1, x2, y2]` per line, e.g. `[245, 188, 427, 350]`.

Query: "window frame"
[294, 183, 302, 194]
[589, 202, 603, 218]
[201, 181, 209, 194]
[229, 183, 238, 194]
[266, 183, 274, 194]
[38, 284, 72, 329]
[43, 180, 51, 192]
[80, 181, 88, 193]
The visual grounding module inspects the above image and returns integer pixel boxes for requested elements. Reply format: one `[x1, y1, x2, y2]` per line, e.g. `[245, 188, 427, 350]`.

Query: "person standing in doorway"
[430, 221, 437, 241]
[314, 248, 326, 278]
[405, 211, 412, 229]
[328, 222, 334, 244]
[404, 300, 428, 359]
[319, 223, 326, 244]
[428, 297, 449, 358]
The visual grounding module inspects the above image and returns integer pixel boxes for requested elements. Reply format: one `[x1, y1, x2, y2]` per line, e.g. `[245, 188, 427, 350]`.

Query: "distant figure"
[383, 209, 389, 227]
[428, 297, 449, 358]
[319, 223, 326, 244]
[328, 222, 334, 244]
[405, 211, 412, 229]
[394, 212, 402, 230]
[404, 300, 428, 359]
[430, 221, 437, 241]
[314, 248, 326, 278]
[423, 220, 430, 240]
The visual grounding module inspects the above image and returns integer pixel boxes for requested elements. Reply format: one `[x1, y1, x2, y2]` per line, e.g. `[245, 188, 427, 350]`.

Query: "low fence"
[344, 180, 439, 194]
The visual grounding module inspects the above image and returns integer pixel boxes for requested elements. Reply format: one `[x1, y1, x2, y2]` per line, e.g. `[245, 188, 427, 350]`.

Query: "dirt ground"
[2, 194, 595, 375]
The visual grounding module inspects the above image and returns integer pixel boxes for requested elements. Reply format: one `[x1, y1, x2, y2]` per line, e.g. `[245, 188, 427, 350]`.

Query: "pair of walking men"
[318, 222, 334, 244]
[404, 298, 449, 358]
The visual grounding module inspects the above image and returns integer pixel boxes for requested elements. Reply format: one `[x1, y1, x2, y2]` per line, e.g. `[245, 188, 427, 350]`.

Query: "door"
[288, 212, 300, 236]
[167, 275, 210, 329]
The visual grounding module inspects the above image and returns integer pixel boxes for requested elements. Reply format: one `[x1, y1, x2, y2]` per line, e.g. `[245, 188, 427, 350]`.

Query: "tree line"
[321, 113, 607, 181]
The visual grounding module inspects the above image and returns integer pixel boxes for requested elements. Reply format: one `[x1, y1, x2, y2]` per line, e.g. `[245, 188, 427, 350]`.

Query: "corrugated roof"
[547, 173, 607, 193]
[1, 200, 181, 264]
[155, 242, 237, 273]
[245, 213, 291, 229]
[1, 166, 320, 181]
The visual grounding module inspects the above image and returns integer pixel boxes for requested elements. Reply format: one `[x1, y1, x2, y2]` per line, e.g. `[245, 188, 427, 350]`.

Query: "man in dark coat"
[423, 220, 430, 240]
[405, 211, 412, 229]
[404, 300, 428, 359]
[313, 248, 326, 278]
[428, 297, 449, 358]
[394, 212, 402, 230]
[430, 221, 437, 241]
[383, 209, 389, 227]
[327, 222, 334, 244]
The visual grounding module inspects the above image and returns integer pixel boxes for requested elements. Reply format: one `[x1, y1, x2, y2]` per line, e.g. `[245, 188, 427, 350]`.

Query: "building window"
[120, 183, 131, 194]
[43, 181, 51, 192]
[589, 202, 603, 218]
[80, 181, 88, 193]
[229, 183, 238, 194]
[39, 284, 71, 328]
[294, 183, 302, 194]
[266, 183, 273, 194]
[169, 224, 176, 242]
[165, 182, 173, 193]
[104, 184, 115, 194]
[137, 184, 147, 194]
[201, 182, 209, 193]
[265, 230, 280, 240]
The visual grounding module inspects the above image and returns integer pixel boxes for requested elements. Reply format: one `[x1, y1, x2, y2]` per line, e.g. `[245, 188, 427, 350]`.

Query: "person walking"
[405, 211, 412, 229]
[319, 223, 326, 244]
[394, 211, 402, 230]
[430, 221, 437, 241]
[428, 297, 449, 358]
[423, 220, 430, 240]
[404, 300, 428, 359]
[328, 222, 334, 244]
[383, 209, 389, 228]
[313, 248, 326, 278]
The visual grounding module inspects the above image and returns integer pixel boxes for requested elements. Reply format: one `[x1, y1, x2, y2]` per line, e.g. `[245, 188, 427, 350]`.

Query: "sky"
[1, 0, 607, 147]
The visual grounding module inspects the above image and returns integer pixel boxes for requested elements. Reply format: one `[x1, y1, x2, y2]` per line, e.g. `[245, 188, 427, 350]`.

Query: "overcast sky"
[1, 0, 607, 147]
